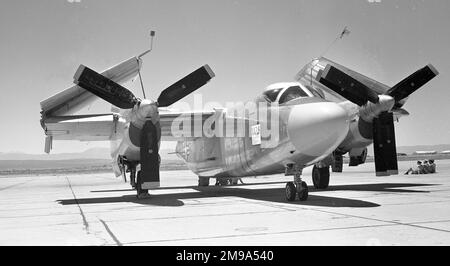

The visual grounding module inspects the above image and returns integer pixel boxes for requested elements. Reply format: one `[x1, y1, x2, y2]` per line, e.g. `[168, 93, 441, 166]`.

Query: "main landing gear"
[198, 177, 210, 187]
[312, 165, 330, 189]
[119, 157, 138, 189]
[285, 165, 308, 202]
[198, 177, 243, 187]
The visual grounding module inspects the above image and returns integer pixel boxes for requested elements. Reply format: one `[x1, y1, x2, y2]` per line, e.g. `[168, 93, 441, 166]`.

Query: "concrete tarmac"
[1, 160, 450, 246]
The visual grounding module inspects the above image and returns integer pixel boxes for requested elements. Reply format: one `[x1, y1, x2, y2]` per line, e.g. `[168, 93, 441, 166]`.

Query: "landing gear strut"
[331, 152, 343, 173]
[119, 157, 138, 189]
[198, 177, 210, 187]
[285, 165, 308, 202]
[130, 166, 137, 188]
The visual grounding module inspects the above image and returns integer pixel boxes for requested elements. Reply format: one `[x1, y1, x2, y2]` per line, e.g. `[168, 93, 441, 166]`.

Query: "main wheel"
[285, 182, 296, 201]
[198, 177, 210, 187]
[312, 165, 330, 189]
[216, 178, 229, 186]
[298, 181, 309, 201]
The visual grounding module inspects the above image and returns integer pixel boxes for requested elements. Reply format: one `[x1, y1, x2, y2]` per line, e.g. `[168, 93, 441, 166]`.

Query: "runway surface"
[1, 160, 450, 246]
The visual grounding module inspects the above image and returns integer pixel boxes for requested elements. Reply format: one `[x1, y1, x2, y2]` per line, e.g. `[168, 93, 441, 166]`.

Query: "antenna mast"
[311, 27, 351, 86]
[137, 30, 156, 99]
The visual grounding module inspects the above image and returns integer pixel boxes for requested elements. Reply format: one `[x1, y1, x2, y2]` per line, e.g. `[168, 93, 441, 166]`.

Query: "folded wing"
[40, 57, 141, 117]
[43, 114, 119, 141]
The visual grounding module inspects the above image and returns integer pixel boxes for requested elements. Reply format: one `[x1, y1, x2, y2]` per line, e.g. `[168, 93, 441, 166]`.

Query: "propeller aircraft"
[40, 35, 438, 201]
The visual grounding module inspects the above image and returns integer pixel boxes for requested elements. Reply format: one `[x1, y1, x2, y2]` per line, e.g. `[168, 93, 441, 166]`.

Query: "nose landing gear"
[285, 165, 309, 202]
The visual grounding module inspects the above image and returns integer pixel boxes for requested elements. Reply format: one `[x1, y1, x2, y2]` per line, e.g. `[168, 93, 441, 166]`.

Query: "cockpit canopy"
[257, 82, 324, 104]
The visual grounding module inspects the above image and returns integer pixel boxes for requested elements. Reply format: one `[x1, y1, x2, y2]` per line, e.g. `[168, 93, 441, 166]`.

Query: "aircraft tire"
[198, 177, 210, 187]
[312, 166, 330, 189]
[298, 181, 309, 201]
[285, 182, 297, 201]
[217, 178, 230, 186]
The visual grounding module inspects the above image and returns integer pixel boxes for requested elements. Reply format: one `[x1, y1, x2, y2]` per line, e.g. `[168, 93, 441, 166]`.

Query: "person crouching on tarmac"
[405, 161, 424, 175]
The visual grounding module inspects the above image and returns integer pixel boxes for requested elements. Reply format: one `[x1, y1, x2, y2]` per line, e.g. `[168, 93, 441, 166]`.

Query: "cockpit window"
[279, 86, 309, 104]
[262, 88, 283, 102]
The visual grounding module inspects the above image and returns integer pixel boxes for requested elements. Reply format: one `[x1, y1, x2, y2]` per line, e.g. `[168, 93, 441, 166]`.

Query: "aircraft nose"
[287, 102, 349, 157]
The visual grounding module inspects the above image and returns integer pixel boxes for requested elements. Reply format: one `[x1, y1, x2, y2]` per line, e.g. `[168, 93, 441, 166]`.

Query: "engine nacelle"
[338, 117, 373, 152]
[349, 147, 368, 167]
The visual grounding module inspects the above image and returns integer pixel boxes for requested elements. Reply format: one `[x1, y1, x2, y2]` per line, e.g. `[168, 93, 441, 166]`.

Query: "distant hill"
[0, 148, 111, 160]
[396, 144, 450, 155]
[0, 147, 185, 176]
[2, 144, 449, 161]
[366, 144, 450, 156]
[0, 147, 179, 161]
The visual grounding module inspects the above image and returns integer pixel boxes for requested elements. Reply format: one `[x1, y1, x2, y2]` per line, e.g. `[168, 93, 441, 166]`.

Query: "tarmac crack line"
[119, 223, 398, 245]
[65, 176, 90, 234]
[241, 197, 450, 234]
[308, 208, 450, 234]
[99, 219, 122, 246]
[0, 180, 30, 191]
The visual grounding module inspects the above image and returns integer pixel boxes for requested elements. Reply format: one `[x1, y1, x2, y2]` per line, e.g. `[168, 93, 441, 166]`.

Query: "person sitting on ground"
[422, 160, 431, 174]
[405, 161, 423, 175]
[428, 159, 437, 174]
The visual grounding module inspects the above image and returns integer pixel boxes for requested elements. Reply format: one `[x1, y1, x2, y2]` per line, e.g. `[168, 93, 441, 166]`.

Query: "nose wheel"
[285, 182, 296, 201]
[285, 181, 309, 202]
[284, 165, 309, 202]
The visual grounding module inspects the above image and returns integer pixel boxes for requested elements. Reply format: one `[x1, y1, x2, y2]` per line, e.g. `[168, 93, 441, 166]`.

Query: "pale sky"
[0, 0, 449, 154]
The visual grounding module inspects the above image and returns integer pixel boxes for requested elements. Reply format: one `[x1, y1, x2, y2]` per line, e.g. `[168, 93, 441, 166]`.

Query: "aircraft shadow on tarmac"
[57, 182, 436, 208]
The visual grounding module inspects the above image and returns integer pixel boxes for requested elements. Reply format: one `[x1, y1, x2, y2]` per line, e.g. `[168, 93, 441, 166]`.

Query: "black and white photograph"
[1, 0, 450, 249]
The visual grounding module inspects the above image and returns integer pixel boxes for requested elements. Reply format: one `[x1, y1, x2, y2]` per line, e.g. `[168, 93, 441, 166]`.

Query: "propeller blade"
[319, 65, 380, 106]
[386, 64, 439, 102]
[373, 112, 398, 176]
[137, 120, 161, 193]
[74, 65, 139, 109]
[157, 64, 215, 107]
